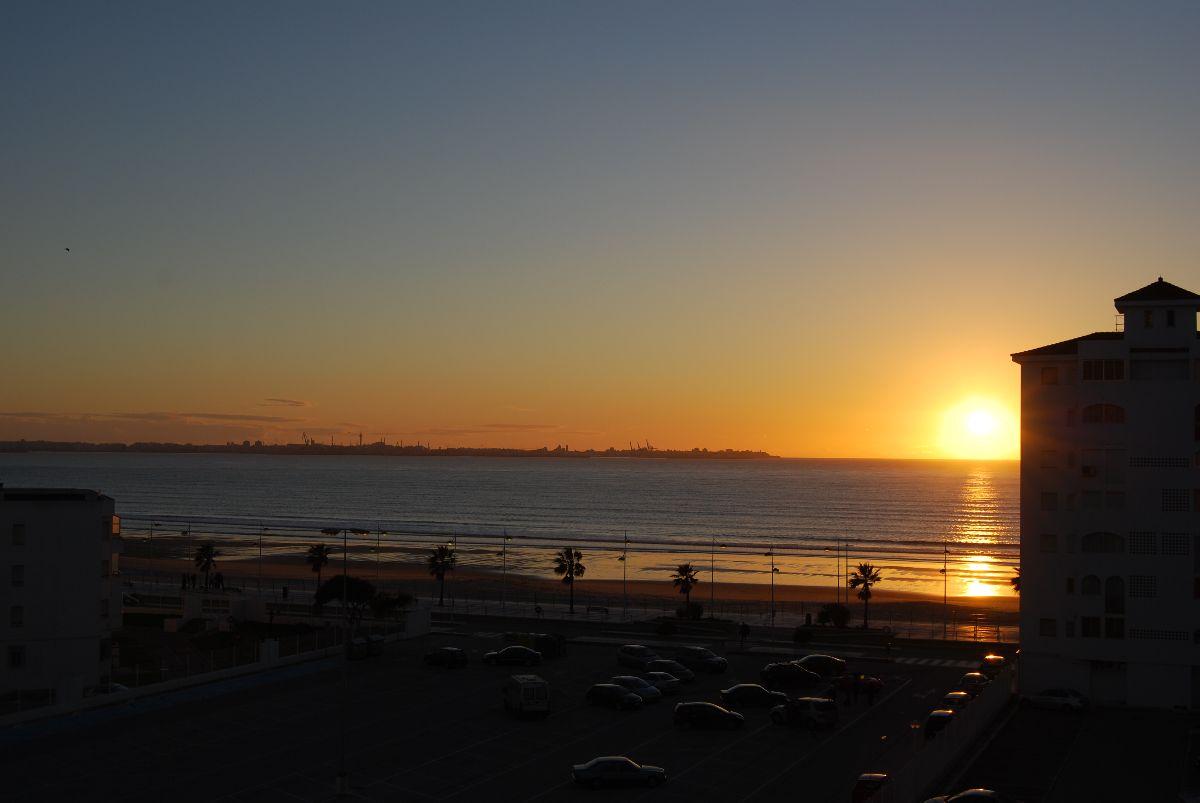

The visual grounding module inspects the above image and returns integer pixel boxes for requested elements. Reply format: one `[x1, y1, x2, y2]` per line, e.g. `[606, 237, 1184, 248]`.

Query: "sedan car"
[674, 646, 728, 673]
[642, 671, 682, 695]
[957, 672, 990, 698]
[617, 644, 660, 670]
[979, 653, 1007, 676]
[673, 701, 745, 730]
[646, 659, 695, 682]
[424, 646, 468, 668]
[611, 675, 663, 703]
[794, 654, 847, 678]
[585, 683, 643, 710]
[483, 645, 542, 666]
[760, 662, 827, 692]
[572, 756, 666, 789]
[1025, 688, 1088, 711]
[941, 691, 971, 711]
[924, 708, 956, 739]
[720, 684, 788, 708]
[923, 789, 1007, 803]
[769, 696, 839, 728]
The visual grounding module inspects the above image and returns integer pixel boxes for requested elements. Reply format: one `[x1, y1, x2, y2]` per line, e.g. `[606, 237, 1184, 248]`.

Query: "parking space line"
[735, 676, 914, 803]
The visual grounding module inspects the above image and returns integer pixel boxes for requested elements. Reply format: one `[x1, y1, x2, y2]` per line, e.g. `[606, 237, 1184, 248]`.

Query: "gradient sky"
[4, 2, 1200, 457]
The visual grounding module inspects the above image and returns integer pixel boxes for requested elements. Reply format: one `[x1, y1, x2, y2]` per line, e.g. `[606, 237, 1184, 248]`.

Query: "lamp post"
[764, 546, 780, 626]
[375, 529, 387, 584]
[709, 536, 726, 617]
[500, 531, 512, 612]
[940, 541, 949, 640]
[618, 532, 629, 621]
[258, 525, 266, 592]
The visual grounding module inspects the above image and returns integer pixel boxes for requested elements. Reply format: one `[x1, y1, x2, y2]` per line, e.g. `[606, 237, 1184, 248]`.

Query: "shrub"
[675, 601, 704, 620]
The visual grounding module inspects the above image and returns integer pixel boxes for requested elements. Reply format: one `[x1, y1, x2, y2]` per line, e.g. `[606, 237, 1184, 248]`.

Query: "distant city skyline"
[7, 3, 1200, 458]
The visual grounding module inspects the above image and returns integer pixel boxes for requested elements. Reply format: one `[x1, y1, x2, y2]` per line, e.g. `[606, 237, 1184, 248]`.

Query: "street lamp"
[375, 529, 388, 583]
[320, 525, 368, 798]
[940, 541, 949, 640]
[499, 531, 512, 612]
[258, 525, 267, 592]
[618, 532, 630, 621]
[709, 536, 726, 617]
[763, 546, 780, 626]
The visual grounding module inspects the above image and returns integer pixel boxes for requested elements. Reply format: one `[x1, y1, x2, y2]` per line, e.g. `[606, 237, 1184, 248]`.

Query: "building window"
[1039, 618, 1057, 637]
[9, 606, 23, 628]
[1082, 532, 1124, 553]
[11, 524, 25, 547]
[1041, 366, 1060, 385]
[1129, 531, 1156, 554]
[1144, 309, 1154, 328]
[1105, 576, 1125, 614]
[1040, 492, 1058, 512]
[1194, 536, 1200, 572]
[1168, 309, 1177, 327]
[1082, 360, 1125, 381]
[1066, 577, 1075, 594]
[1105, 617, 1125, 639]
[1130, 628, 1187, 640]
[1039, 533, 1058, 553]
[1162, 489, 1190, 512]
[1081, 617, 1101, 638]
[1161, 533, 1189, 556]
[1081, 575, 1101, 595]
[7, 645, 25, 669]
[11, 565, 24, 587]
[1082, 403, 1125, 424]
[1106, 492, 1125, 510]
[1082, 491, 1103, 510]
[1129, 575, 1157, 598]
[1041, 450, 1059, 469]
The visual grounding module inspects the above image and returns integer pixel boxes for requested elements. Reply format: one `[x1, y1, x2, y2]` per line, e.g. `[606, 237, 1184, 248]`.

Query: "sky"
[4, 2, 1200, 458]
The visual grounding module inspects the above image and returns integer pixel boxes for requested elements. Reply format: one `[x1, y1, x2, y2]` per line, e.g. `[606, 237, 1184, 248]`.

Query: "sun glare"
[938, 398, 1017, 459]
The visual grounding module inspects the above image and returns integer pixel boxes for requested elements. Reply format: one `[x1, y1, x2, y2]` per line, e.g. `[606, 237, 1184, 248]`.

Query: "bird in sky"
[64, 247, 70, 252]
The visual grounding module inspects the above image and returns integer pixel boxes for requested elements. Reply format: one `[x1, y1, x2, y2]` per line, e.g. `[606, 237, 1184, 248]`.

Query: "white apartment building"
[1012, 278, 1200, 709]
[0, 486, 122, 704]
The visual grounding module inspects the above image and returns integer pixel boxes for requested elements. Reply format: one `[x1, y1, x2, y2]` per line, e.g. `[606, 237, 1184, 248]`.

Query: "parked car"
[851, 773, 890, 803]
[617, 644, 660, 670]
[720, 684, 788, 708]
[836, 673, 884, 695]
[611, 675, 663, 703]
[674, 646, 728, 673]
[572, 756, 666, 789]
[923, 789, 1007, 803]
[503, 674, 550, 717]
[347, 636, 383, 660]
[979, 653, 1006, 676]
[642, 671, 683, 695]
[941, 691, 971, 711]
[924, 709, 956, 739]
[769, 696, 839, 728]
[483, 645, 542, 666]
[1025, 688, 1088, 711]
[424, 646, 468, 668]
[957, 672, 990, 698]
[794, 654, 847, 678]
[673, 701, 745, 730]
[505, 632, 568, 659]
[760, 662, 827, 692]
[646, 659, 695, 682]
[586, 683, 643, 710]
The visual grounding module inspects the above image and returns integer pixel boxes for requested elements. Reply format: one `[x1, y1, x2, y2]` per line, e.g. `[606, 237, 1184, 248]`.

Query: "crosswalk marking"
[895, 656, 978, 668]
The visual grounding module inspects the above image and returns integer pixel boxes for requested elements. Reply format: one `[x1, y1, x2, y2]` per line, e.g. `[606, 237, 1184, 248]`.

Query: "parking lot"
[2, 631, 981, 802]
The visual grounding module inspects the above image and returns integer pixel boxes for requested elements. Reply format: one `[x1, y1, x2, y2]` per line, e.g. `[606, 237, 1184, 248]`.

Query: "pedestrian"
[739, 621, 750, 648]
[534, 604, 543, 619]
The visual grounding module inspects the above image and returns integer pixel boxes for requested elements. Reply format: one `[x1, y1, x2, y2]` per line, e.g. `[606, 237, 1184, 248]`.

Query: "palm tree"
[427, 544, 456, 607]
[1010, 566, 1021, 594]
[307, 543, 333, 588]
[193, 542, 221, 589]
[552, 547, 586, 614]
[671, 563, 700, 613]
[847, 562, 882, 629]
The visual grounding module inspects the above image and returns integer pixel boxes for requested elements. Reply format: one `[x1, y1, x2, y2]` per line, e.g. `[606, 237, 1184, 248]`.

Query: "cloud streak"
[259, 398, 309, 408]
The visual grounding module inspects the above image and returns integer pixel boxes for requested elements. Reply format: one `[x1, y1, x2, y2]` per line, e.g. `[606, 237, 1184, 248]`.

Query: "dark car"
[673, 701, 745, 730]
[957, 672, 990, 697]
[646, 659, 695, 682]
[571, 756, 666, 789]
[424, 646, 469, 668]
[941, 691, 971, 711]
[769, 696, 839, 728]
[979, 653, 1006, 676]
[675, 646, 728, 674]
[617, 644, 660, 670]
[760, 662, 827, 692]
[611, 675, 663, 703]
[924, 708, 956, 739]
[794, 654, 847, 678]
[483, 645, 542, 666]
[505, 631, 568, 659]
[852, 773, 889, 803]
[586, 683, 643, 710]
[720, 684, 788, 708]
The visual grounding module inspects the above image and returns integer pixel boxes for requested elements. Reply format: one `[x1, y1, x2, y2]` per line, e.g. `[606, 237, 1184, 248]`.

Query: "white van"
[503, 674, 551, 717]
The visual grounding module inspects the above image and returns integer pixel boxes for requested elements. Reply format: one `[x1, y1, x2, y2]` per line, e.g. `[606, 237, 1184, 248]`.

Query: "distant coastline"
[0, 439, 777, 460]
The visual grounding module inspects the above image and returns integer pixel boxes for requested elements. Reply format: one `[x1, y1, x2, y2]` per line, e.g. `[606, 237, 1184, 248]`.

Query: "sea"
[0, 453, 1018, 597]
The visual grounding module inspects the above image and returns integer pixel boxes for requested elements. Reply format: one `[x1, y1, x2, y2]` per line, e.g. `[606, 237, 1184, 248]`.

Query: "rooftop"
[1011, 331, 1123, 359]
[1114, 277, 1200, 306]
[0, 487, 111, 503]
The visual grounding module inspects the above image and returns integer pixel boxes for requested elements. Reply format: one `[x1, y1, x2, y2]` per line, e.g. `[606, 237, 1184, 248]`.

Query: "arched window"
[1105, 576, 1125, 614]
[1082, 532, 1125, 553]
[1081, 575, 1101, 595]
[1082, 403, 1125, 424]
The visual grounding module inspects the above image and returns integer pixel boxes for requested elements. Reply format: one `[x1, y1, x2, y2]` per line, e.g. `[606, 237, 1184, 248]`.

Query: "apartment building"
[1012, 278, 1200, 708]
[0, 486, 122, 704]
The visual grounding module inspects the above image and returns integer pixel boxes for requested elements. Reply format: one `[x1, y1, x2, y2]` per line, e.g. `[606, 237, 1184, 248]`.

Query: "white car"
[1025, 688, 1088, 711]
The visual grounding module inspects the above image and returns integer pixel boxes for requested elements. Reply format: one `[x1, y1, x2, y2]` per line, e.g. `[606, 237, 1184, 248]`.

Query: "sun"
[937, 398, 1017, 459]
